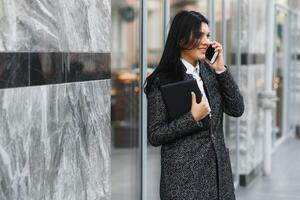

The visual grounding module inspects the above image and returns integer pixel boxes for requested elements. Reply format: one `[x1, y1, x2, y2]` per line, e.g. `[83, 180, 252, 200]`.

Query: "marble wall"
[0, 0, 110, 52]
[0, 0, 111, 199]
[0, 80, 111, 200]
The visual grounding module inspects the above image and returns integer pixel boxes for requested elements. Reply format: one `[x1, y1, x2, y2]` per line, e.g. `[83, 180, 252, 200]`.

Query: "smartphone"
[205, 44, 218, 64]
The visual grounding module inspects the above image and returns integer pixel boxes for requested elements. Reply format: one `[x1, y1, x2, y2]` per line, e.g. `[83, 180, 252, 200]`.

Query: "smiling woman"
[144, 10, 244, 200]
[180, 22, 211, 66]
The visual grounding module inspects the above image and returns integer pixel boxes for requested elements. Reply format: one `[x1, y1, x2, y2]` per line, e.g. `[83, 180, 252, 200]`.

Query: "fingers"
[204, 58, 213, 66]
[211, 41, 221, 47]
[198, 95, 207, 105]
[201, 96, 210, 112]
[191, 92, 196, 104]
[204, 104, 210, 115]
[202, 96, 211, 114]
[192, 93, 210, 115]
[202, 95, 208, 103]
[211, 41, 223, 52]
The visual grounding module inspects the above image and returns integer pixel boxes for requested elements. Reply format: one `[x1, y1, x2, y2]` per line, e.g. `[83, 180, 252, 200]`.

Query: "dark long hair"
[144, 11, 209, 96]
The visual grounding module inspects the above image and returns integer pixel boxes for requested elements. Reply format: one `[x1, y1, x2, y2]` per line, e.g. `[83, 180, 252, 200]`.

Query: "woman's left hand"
[204, 41, 226, 72]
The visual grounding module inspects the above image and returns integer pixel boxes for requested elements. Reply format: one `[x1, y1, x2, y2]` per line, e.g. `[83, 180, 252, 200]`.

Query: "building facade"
[1, 0, 300, 199]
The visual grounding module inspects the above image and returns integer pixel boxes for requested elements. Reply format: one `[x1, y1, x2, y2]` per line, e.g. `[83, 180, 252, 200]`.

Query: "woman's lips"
[198, 48, 207, 54]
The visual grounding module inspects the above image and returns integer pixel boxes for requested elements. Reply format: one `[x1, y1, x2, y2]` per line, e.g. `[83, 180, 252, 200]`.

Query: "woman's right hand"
[190, 92, 210, 121]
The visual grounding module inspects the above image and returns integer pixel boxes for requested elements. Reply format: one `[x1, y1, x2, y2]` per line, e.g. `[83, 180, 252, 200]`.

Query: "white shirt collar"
[180, 58, 200, 74]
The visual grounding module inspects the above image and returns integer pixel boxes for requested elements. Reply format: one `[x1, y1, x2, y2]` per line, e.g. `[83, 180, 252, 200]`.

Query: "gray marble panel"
[0, 80, 111, 200]
[0, 0, 111, 52]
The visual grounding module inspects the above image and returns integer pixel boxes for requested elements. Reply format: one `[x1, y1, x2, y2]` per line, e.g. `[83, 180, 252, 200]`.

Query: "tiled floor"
[236, 137, 300, 200]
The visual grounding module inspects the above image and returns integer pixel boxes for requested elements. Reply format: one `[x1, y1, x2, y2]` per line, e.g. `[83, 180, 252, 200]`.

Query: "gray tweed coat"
[147, 60, 244, 200]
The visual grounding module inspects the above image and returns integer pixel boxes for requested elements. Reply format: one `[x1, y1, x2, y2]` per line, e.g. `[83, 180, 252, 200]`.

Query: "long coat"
[147, 60, 244, 200]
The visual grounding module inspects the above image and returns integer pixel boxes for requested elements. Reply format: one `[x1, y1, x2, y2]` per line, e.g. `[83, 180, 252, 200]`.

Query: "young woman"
[144, 11, 244, 200]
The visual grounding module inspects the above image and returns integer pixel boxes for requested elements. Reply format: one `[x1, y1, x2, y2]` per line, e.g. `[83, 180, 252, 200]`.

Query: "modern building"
[0, 0, 300, 199]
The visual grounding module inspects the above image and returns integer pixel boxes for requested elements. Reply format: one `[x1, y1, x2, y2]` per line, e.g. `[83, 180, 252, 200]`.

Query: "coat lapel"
[179, 61, 194, 81]
[199, 61, 218, 129]
[180, 60, 218, 130]
[198, 61, 212, 104]
[180, 60, 213, 105]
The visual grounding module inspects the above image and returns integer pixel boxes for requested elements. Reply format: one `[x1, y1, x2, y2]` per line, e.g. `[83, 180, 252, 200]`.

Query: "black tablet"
[160, 79, 202, 121]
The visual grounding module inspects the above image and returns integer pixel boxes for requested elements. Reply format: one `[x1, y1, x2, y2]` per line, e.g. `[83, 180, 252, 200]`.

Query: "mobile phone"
[205, 44, 218, 64]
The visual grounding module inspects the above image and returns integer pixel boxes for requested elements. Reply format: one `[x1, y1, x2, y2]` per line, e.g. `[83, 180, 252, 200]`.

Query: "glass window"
[222, 0, 240, 186]
[111, 0, 141, 199]
[147, 1, 164, 200]
[289, 13, 300, 132]
[215, 0, 223, 44]
[148, 0, 164, 69]
[272, 9, 287, 144]
[170, 0, 207, 18]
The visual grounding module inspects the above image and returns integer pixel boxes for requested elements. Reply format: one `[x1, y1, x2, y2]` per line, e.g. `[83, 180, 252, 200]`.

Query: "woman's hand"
[190, 92, 210, 121]
[204, 41, 226, 72]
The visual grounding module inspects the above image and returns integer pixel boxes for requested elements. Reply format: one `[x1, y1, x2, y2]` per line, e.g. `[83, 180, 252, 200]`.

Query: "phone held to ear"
[205, 44, 218, 64]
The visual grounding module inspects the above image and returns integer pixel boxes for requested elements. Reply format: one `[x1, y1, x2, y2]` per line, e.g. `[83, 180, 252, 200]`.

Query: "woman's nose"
[205, 38, 210, 45]
[201, 38, 210, 46]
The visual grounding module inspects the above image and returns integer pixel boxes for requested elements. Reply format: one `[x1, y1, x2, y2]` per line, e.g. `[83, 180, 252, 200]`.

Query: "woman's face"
[180, 22, 210, 63]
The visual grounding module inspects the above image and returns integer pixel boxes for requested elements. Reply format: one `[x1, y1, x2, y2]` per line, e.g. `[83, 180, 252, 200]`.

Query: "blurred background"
[111, 0, 300, 199]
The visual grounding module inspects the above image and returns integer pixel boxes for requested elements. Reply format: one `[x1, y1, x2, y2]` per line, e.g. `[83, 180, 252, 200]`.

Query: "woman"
[144, 11, 244, 200]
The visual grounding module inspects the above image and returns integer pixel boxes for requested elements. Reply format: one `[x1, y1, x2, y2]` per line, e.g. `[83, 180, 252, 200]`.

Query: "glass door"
[287, 11, 300, 135]
[221, 0, 241, 188]
[272, 5, 289, 146]
[147, 2, 164, 199]
[111, 0, 141, 199]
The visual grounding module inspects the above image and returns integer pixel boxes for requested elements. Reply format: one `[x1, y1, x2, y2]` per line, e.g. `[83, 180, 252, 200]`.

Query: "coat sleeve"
[147, 85, 205, 147]
[215, 67, 245, 117]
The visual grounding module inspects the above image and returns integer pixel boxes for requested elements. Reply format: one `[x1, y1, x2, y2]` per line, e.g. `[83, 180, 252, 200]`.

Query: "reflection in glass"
[147, 0, 164, 69]
[29, 53, 64, 85]
[215, 0, 223, 44]
[272, 10, 286, 144]
[221, 0, 240, 185]
[0, 53, 29, 88]
[289, 13, 300, 133]
[111, 0, 141, 199]
[147, 1, 164, 200]
[66, 53, 110, 82]
[170, 0, 207, 17]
